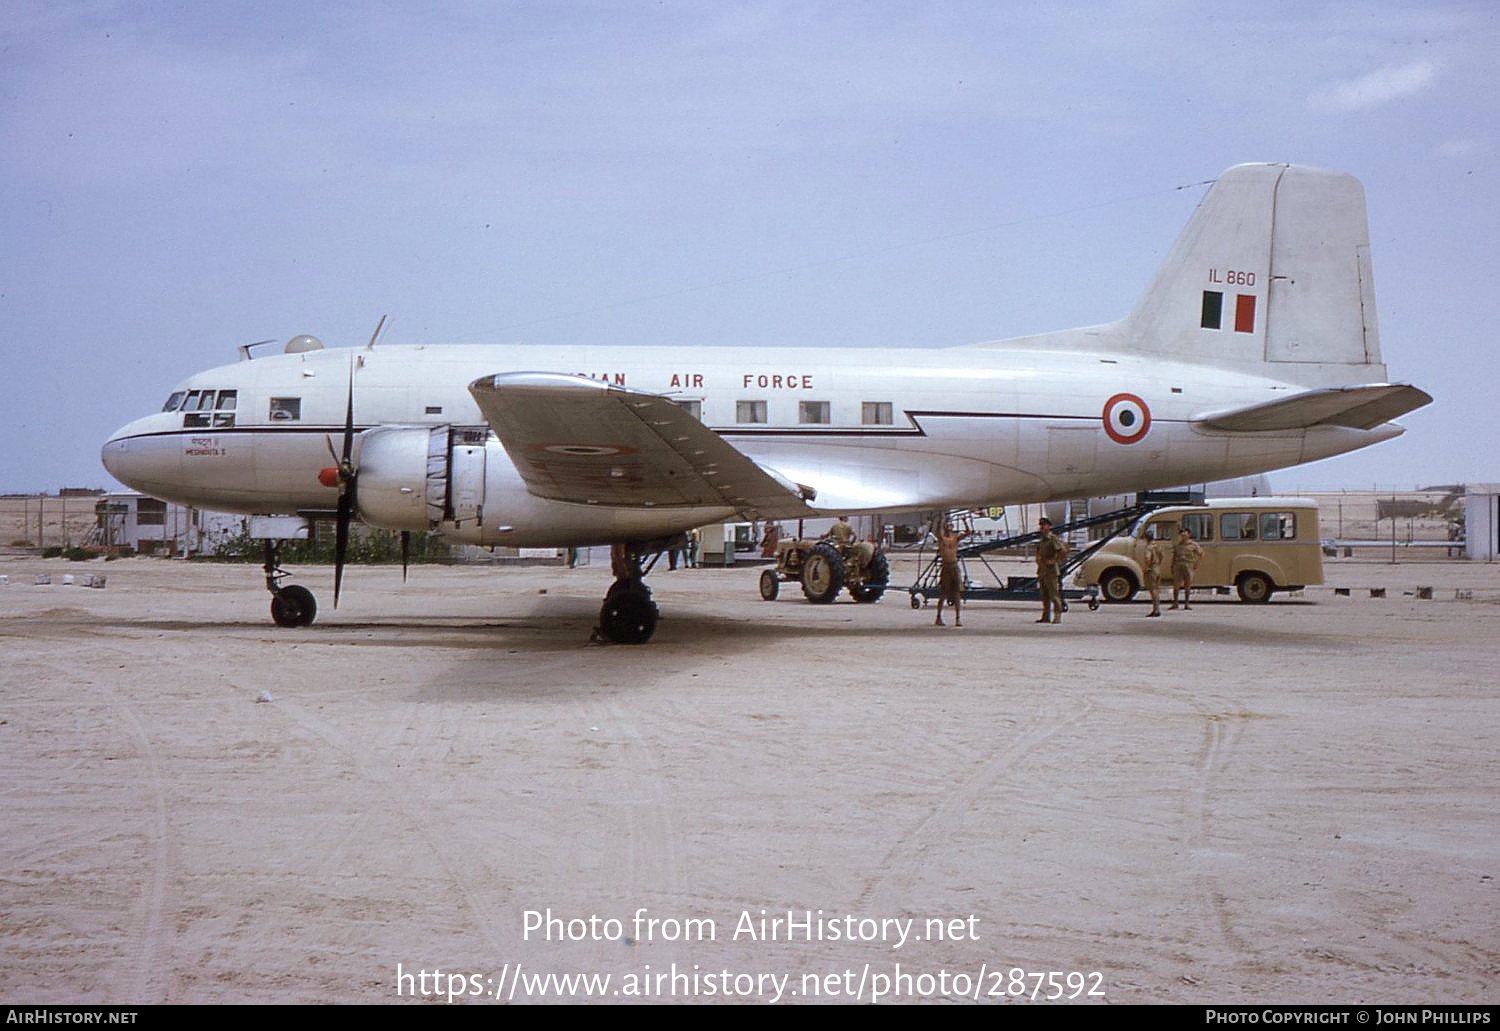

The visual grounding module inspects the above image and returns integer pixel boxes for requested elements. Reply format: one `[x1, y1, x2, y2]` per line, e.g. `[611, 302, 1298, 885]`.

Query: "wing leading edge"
[469, 372, 817, 520]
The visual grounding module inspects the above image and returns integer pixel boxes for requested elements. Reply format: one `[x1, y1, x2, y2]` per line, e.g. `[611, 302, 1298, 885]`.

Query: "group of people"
[930, 517, 1204, 626]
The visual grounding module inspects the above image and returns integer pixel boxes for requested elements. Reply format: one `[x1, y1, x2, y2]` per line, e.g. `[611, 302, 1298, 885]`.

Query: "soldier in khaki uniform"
[1169, 526, 1203, 610]
[1035, 517, 1068, 624]
[1142, 532, 1165, 617]
[825, 515, 855, 546]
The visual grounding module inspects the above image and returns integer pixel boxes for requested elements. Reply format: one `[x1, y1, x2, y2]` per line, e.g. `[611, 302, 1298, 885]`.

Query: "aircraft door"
[449, 428, 487, 528]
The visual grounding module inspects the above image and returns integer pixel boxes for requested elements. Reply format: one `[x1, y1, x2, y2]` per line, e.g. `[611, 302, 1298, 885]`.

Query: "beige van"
[1076, 498, 1323, 603]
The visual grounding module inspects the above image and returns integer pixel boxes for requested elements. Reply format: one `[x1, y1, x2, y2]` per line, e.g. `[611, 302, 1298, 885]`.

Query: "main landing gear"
[595, 541, 669, 644]
[263, 539, 317, 628]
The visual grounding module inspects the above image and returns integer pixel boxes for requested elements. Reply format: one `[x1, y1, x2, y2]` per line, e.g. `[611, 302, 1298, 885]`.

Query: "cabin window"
[799, 401, 830, 425]
[674, 400, 703, 421]
[1260, 511, 1296, 540]
[862, 401, 893, 425]
[182, 390, 201, 411]
[162, 392, 186, 412]
[1220, 512, 1258, 540]
[196, 391, 216, 411]
[183, 413, 211, 427]
[269, 397, 301, 421]
[1181, 512, 1214, 541]
[425, 406, 443, 415]
[216, 390, 237, 411]
[736, 400, 767, 424]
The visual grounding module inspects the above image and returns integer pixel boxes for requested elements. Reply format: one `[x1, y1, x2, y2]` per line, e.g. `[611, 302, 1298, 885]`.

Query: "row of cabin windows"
[1163, 511, 1298, 543]
[161, 392, 897, 429]
[676, 400, 895, 426]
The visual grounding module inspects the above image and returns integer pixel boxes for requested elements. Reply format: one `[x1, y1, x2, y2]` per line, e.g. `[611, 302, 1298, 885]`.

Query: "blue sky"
[2, 1, 1494, 492]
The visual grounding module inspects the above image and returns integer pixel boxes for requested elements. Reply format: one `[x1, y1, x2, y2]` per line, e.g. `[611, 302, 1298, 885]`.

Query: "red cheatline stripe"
[1235, 294, 1256, 333]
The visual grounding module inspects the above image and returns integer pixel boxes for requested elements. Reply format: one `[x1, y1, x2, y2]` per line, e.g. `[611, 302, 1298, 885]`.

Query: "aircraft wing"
[1194, 384, 1432, 433]
[469, 372, 818, 519]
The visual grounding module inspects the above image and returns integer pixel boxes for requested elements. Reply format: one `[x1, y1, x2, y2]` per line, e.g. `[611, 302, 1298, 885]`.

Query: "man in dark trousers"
[932, 520, 969, 627]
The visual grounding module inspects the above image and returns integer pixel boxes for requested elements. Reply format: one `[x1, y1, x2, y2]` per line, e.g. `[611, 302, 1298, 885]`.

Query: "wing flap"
[1195, 384, 1431, 432]
[468, 372, 817, 519]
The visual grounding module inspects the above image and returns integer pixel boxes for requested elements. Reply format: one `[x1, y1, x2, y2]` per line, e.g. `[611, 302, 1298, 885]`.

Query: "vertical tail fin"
[1127, 163, 1388, 387]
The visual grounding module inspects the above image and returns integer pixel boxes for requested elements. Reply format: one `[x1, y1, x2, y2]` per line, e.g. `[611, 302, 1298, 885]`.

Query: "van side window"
[1181, 512, 1214, 541]
[1260, 512, 1296, 540]
[1221, 513, 1257, 540]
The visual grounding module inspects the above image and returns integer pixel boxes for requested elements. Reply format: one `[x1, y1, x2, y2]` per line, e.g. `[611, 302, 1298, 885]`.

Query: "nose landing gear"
[264, 539, 317, 627]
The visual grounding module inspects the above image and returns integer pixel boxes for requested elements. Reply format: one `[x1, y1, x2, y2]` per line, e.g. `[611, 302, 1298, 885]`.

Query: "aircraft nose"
[101, 417, 176, 494]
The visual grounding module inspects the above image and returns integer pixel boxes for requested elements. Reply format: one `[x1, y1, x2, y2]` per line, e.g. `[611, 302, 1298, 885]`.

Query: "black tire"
[270, 584, 317, 627]
[759, 569, 780, 601]
[599, 588, 659, 644]
[1099, 569, 1138, 603]
[849, 550, 890, 603]
[910, 593, 923, 609]
[1237, 571, 1274, 604]
[800, 542, 845, 604]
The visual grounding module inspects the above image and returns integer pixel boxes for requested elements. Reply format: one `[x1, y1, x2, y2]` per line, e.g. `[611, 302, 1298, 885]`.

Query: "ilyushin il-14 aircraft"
[103, 163, 1430, 643]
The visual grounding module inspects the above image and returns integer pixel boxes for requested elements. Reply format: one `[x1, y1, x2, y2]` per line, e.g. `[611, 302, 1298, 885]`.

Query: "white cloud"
[1311, 60, 1437, 113]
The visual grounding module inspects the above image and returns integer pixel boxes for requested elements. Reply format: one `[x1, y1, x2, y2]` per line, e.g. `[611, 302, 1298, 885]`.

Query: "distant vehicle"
[1076, 498, 1323, 603]
[760, 537, 890, 604]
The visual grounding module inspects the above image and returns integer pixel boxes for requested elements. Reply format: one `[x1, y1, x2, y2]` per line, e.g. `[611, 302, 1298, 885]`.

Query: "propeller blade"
[340, 358, 356, 467]
[333, 354, 358, 608]
[334, 487, 354, 608]
[400, 531, 410, 583]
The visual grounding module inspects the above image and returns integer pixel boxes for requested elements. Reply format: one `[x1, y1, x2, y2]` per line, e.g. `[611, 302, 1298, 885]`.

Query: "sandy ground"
[1, 554, 1496, 1005]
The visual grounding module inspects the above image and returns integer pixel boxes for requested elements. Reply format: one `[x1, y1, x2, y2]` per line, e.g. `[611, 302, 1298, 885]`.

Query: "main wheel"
[1099, 569, 1138, 603]
[1237, 571, 1273, 604]
[759, 569, 780, 601]
[849, 550, 890, 603]
[800, 542, 845, 604]
[270, 584, 317, 627]
[599, 588, 659, 644]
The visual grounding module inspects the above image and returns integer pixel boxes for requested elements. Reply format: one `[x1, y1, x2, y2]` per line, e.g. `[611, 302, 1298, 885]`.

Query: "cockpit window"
[163, 391, 186, 412]
[269, 397, 301, 421]
[181, 388, 239, 427]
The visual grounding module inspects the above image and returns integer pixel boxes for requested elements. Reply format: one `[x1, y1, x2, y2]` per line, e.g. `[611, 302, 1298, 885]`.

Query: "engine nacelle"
[356, 425, 450, 531]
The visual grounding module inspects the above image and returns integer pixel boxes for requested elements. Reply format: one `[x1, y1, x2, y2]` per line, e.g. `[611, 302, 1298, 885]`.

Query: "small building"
[90, 493, 245, 556]
[1466, 484, 1499, 562]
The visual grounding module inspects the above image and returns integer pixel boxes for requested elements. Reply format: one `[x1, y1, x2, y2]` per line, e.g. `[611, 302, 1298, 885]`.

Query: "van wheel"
[1100, 569, 1138, 603]
[1237, 572, 1273, 603]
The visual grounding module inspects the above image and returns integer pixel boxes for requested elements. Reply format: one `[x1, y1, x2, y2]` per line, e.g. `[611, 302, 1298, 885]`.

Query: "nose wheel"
[270, 584, 318, 628]
[263, 539, 317, 628]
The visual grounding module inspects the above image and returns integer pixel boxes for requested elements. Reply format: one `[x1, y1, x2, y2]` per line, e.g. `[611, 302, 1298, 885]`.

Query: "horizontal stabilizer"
[469, 372, 817, 519]
[1194, 384, 1432, 432]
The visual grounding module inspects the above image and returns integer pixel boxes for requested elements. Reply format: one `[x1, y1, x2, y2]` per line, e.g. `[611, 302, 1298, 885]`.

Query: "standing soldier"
[1170, 525, 1203, 610]
[1143, 531, 1165, 617]
[932, 520, 970, 627]
[1035, 517, 1068, 624]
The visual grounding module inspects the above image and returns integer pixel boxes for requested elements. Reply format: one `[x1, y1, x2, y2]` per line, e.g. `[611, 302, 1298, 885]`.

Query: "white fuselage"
[102, 340, 1399, 548]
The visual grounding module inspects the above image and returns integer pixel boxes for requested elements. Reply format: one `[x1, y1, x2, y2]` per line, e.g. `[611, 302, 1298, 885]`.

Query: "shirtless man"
[933, 520, 970, 627]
